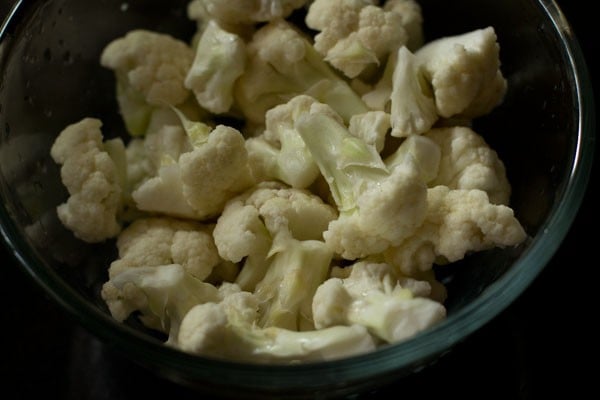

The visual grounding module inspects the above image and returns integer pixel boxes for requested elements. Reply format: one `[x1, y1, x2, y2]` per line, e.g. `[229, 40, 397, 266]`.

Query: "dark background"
[1, 1, 597, 399]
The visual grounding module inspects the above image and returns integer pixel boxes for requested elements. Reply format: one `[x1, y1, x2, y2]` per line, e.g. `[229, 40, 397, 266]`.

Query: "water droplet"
[121, 2, 129, 11]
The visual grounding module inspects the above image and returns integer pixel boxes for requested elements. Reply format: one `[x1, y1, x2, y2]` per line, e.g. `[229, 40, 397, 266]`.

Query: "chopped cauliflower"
[383, 0, 424, 51]
[132, 115, 254, 220]
[178, 288, 376, 362]
[100, 30, 194, 136]
[296, 110, 428, 260]
[187, 0, 310, 27]
[246, 95, 340, 188]
[348, 111, 391, 153]
[50, 1, 529, 364]
[101, 263, 221, 344]
[313, 261, 446, 343]
[234, 19, 369, 125]
[425, 126, 512, 205]
[384, 186, 527, 276]
[306, 0, 407, 79]
[108, 217, 222, 281]
[417, 27, 507, 119]
[50, 118, 124, 243]
[184, 20, 246, 114]
[213, 183, 337, 329]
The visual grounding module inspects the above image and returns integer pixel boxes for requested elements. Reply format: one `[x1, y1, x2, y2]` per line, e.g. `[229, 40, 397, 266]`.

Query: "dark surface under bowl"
[0, 0, 596, 399]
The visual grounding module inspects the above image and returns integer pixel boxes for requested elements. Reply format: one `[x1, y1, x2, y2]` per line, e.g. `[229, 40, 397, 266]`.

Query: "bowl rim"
[0, 0, 595, 393]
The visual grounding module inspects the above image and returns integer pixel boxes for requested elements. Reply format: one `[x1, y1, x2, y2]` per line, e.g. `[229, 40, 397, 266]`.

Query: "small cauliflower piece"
[178, 289, 376, 363]
[416, 27, 507, 119]
[389, 46, 438, 137]
[100, 30, 194, 136]
[306, 0, 407, 79]
[50, 118, 124, 243]
[108, 217, 222, 281]
[246, 95, 341, 188]
[101, 263, 221, 344]
[213, 183, 337, 330]
[425, 126, 512, 205]
[348, 111, 391, 153]
[184, 20, 246, 114]
[187, 0, 309, 27]
[385, 186, 527, 276]
[313, 261, 446, 343]
[234, 19, 369, 125]
[383, 27, 507, 137]
[383, 0, 424, 51]
[296, 111, 428, 260]
[384, 133, 441, 184]
[132, 113, 254, 220]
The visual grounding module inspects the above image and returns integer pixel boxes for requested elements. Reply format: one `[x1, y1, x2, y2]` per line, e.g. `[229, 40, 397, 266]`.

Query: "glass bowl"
[0, 0, 595, 398]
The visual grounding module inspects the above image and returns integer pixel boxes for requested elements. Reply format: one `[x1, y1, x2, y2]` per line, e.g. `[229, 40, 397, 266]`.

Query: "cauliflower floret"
[178, 289, 376, 362]
[108, 217, 222, 281]
[306, 0, 407, 79]
[389, 46, 438, 137]
[101, 263, 221, 344]
[234, 19, 369, 125]
[100, 30, 194, 136]
[383, 0, 424, 51]
[384, 186, 527, 276]
[425, 126, 512, 205]
[377, 27, 507, 137]
[246, 95, 341, 188]
[184, 20, 246, 114]
[50, 118, 124, 243]
[296, 110, 428, 260]
[213, 183, 337, 330]
[187, 0, 309, 27]
[132, 114, 255, 220]
[417, 27, 507, 119]
[312, 261, 446, 343]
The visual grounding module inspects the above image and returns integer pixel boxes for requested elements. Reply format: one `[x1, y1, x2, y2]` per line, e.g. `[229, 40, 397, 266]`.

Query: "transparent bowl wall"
[0, 0, 595, 399]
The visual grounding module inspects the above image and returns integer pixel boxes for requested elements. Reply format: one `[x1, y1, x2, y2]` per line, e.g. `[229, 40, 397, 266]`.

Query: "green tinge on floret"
[296, 110, 430, 260]
[177, 290, 377, 363]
